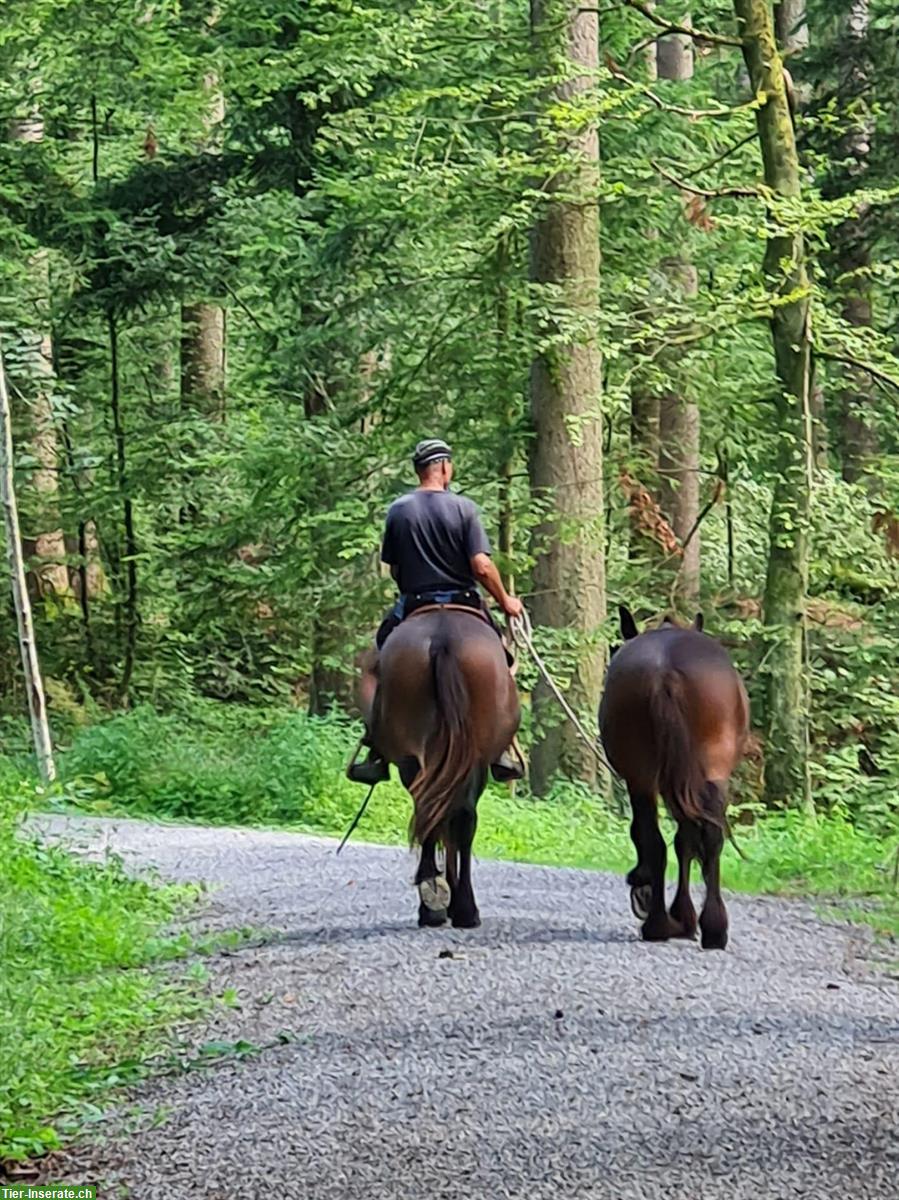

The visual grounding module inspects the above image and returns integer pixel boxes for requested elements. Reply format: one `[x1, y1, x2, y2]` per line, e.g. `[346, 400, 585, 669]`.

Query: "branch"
[607, 61, 755, 119]
[608, 1, 743, 47]
[652, 161, 760, 199]
[681, 131, 758, 179]
[815, 348, 899, 393]
[680, 479, 725, 554]
[221, 279, 268, 334]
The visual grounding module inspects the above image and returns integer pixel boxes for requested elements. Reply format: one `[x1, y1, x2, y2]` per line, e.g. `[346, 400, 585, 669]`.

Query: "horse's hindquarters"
[374, 612, 519, 768]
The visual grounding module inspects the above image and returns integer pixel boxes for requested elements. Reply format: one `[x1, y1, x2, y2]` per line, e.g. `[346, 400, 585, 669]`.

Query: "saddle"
[407, 603, 517, 673]
[406, 602, 491, 625]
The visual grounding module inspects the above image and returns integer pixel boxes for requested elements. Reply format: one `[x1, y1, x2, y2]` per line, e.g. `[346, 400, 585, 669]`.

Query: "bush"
[0, 776, 201, 1162]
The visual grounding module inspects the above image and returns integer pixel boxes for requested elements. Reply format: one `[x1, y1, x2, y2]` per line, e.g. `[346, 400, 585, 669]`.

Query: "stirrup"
[491, 738, 526, 784]
[348, 758, 390, 785]
[346, 736, 390, 785]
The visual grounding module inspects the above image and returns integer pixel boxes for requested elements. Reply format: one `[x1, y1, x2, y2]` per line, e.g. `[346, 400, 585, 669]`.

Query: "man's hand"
[502, 594, 523, 620]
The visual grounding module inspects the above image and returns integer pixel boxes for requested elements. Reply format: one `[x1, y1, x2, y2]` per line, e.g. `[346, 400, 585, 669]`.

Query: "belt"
[395, 589, 479, 618]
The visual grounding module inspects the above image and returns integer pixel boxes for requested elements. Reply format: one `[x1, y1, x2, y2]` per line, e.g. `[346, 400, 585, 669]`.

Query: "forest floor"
[34, 814, 899, 1200]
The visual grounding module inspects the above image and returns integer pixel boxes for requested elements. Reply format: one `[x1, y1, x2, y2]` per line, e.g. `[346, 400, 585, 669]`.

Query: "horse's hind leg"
[447, 771, 485, 929]
[403, 757, 450, 928]
[628, 789, 681, 941]
[625, 790, 654, 912]
[669, 821, 699, 938]
[447, 808, 479, 928]
[416, 836, 450, 927]
[697, 782, 728, 951]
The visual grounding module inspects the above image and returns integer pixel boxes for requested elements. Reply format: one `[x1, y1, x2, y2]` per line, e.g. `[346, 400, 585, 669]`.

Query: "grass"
[0, 772, 206, 1164]
[47, 703, 899, 935]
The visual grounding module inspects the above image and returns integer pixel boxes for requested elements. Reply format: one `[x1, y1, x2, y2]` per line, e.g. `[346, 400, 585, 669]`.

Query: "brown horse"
[366, 607, 520, 929]
[599, 605, 749, 950]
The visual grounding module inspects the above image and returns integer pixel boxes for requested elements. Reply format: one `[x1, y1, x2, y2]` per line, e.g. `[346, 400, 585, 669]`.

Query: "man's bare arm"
[470, 553, 523, 618]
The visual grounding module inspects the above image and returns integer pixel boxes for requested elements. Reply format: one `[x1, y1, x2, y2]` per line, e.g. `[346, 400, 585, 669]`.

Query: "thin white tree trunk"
[0, 345, 56, 783]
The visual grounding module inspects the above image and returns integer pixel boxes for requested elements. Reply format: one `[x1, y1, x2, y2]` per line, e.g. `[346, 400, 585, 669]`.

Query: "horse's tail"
[649, 669, 707, 826]
[410, 623, 478, 847]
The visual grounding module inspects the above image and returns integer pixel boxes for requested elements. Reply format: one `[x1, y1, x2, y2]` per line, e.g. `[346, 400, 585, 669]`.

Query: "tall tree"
[628, 29, 662, 568]
[180, 29, 226, 431]
[734, 0, 814, 811]
[829, 0, 877, 483]
[8, 99, 70, 602]
[655, 23, 701, 608]
[528, 0, 606, 793]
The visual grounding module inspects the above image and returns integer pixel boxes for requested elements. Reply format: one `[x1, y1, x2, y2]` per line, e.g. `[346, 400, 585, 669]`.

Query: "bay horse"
[599, 605, 749, 950]
[365, 607, 520, 929]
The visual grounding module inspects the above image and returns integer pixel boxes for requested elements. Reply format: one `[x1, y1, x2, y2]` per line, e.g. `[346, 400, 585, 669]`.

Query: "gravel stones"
[35, 816, 899, 1200]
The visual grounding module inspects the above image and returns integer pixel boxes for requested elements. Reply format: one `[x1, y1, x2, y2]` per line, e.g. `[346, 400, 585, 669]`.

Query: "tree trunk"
[734, 0, 813, 812]
[180, 303, 226, 419]
[0, 345, 56, 782]
[495, 236, 517, 590]
[9, 105, 71, 601]
[774, 0, 809, 57]
[629, 23, 700, 607]
[775, 0, 830, 470]
[628, 21, 660, 564]
[832, 0, 876, 484]
[180, 53, 226, 460]
[655, 23, 700, 609]
[658, 377, 701, 606]
[108, 315, 139, 703]
[528, 0, 606, 793]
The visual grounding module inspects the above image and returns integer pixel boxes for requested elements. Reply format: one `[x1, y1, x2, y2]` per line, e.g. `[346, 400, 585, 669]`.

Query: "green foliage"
[0, 777, 203, 1162]
[0, 4, 896, 831]
[50, 704, 899, 931]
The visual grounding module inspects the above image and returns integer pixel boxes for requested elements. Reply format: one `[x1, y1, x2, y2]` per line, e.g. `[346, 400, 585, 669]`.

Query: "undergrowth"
[45, 702, 899, 933]
[0, 776, 205, 1164]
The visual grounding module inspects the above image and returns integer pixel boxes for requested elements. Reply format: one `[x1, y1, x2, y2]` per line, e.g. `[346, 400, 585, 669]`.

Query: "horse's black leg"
[669, 821, 699, 937]
[403, 757, 449, 928]
[447, 807, 479, 928]
[628, 790, 681, 941]
[698, 782, 728, 950]
[626, 792, 652, 893]
[416, 836, 449, 927]
[447, 769, 484, 929]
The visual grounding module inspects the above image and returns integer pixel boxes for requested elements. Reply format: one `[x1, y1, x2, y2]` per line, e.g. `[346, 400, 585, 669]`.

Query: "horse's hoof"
[418, 875, 451, 913]
[641, 914, 683, 942]
[450, 910, 481, 929]
[630, 884, 651, 922]
[669, 904, 698, 939]
[700, 927, 728, 951]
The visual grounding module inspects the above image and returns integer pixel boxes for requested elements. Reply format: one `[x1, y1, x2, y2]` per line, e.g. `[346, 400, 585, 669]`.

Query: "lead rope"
[508, 608, 613, 775]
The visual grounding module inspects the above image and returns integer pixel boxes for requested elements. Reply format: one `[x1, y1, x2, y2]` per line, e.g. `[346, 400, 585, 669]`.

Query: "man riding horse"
[348, 438, 525, 786]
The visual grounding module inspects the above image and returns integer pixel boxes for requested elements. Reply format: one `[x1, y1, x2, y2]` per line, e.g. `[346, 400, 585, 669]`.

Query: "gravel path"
[34, 814, 899, 1200]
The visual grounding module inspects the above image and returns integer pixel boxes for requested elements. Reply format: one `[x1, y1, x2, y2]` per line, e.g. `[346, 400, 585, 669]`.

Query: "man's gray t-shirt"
[381, 490, 491, 595]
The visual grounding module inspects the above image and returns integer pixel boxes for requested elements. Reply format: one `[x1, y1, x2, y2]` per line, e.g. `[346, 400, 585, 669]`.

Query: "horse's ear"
[693, 612, 704, 633]
[618, 605, 639, 641]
